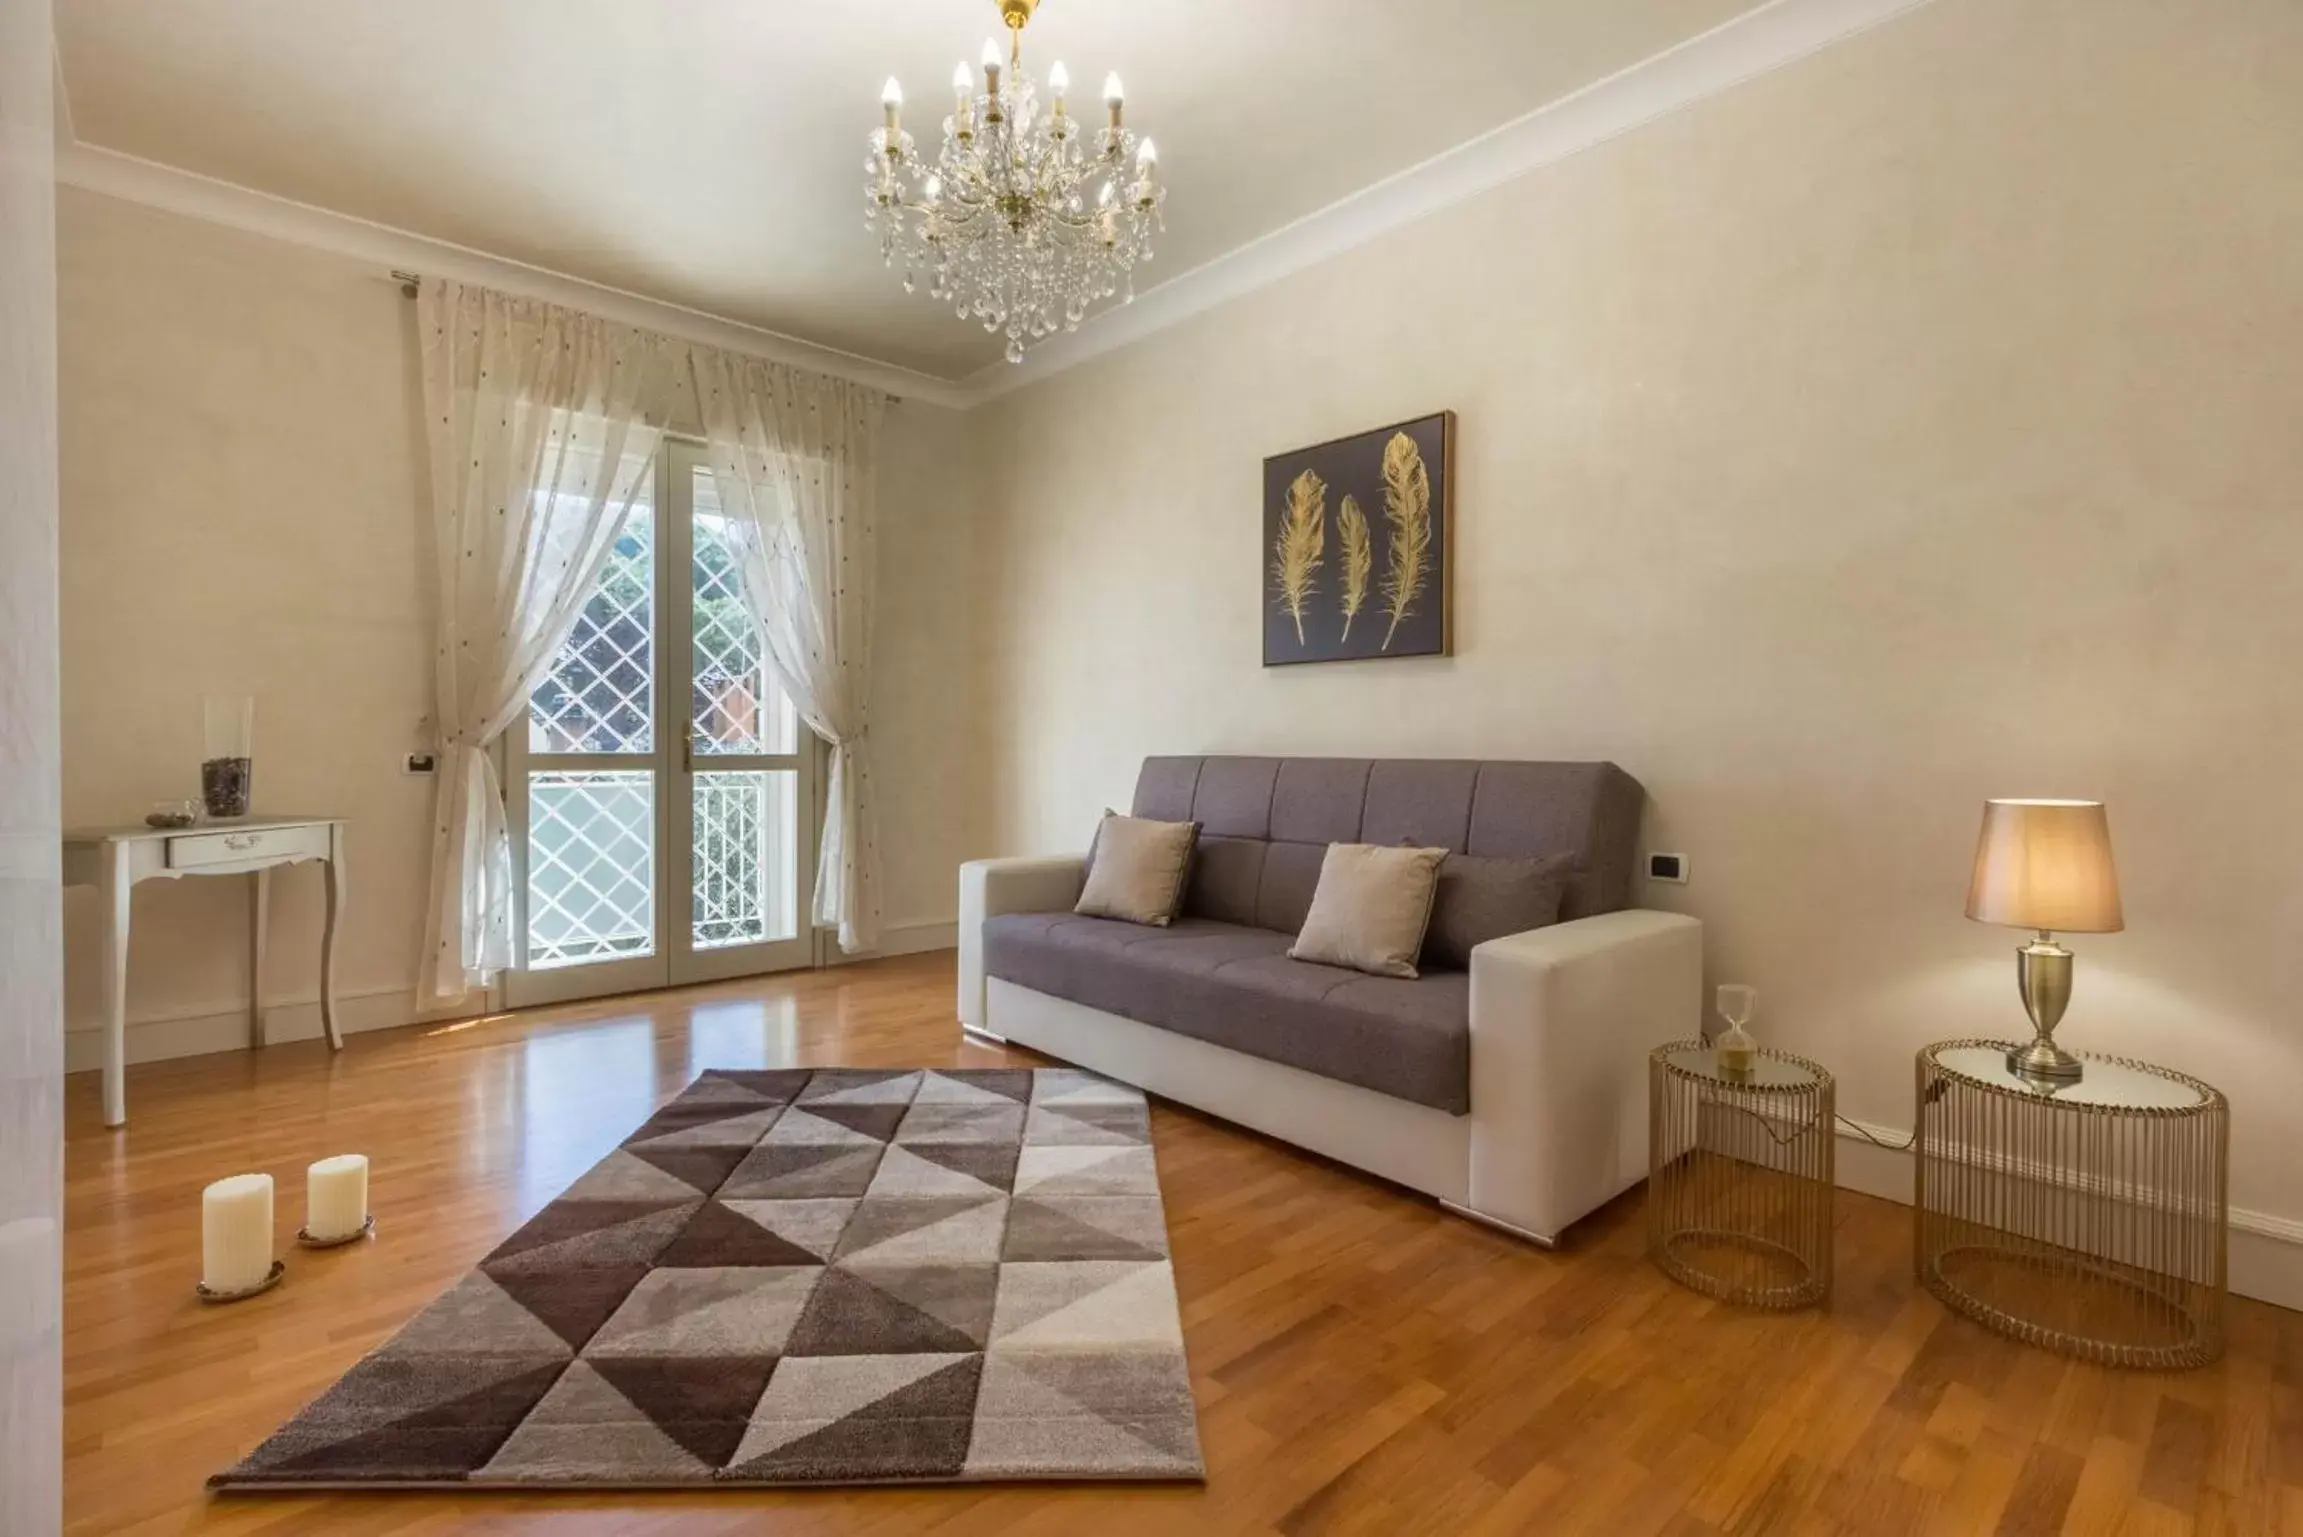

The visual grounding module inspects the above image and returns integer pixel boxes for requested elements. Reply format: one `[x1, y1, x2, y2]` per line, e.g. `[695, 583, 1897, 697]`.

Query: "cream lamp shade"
[1965, 799, 2124, 934]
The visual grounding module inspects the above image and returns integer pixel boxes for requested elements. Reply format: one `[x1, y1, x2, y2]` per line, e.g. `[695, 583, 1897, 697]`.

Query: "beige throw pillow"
[1073, 812, 1198, 927]
[1289, 843, 1450, 978]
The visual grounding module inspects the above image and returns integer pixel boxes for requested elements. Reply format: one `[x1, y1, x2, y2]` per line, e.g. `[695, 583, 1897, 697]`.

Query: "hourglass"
[1715, 983, 1757, 1077]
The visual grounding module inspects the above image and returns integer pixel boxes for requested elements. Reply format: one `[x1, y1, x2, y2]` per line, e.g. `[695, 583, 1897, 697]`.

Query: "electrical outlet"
[403, 752, 438, 776]
[1645, 851, 1689, 884]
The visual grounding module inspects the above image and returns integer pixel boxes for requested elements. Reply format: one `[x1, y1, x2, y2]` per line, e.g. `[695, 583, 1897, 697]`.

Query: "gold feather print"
[1272, 468, 1326, 646]
[1337, 493, 1372, 643]
[1379, 432, 1431, 651]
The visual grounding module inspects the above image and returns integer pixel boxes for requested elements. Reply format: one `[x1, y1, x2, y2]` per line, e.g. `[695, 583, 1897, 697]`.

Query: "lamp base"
[2008, 933, 2083, 1082]
[2005, 1037, 2084, 1081]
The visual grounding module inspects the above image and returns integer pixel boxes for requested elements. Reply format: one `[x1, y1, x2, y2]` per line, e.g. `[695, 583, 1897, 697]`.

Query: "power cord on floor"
[1695, 1078, 1942, 1152]
[1835, 1076, 1947, 1152]
[1834, 1116, 1916, 1153]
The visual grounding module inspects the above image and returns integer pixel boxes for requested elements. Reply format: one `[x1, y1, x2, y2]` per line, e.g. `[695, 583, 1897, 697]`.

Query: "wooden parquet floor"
[63, 951, 2303, 1535]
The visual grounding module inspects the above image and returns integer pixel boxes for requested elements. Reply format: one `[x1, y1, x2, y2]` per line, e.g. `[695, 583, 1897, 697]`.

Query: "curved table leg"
[321, 825, 346, 1052]
[249, 868, 270, 1048]
[98, 842, 132, 1127]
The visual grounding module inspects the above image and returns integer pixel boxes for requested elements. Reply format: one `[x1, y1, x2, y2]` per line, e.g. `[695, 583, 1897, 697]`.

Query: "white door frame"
[503, 440, 820, 1008]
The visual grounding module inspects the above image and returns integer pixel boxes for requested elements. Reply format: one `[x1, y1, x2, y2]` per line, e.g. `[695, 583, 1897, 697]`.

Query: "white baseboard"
[68, 920, 962, 1075]
[843, 918, 957, 962]
[1835, 1118, 2303, 1314]
[64, 987, 421, 1074]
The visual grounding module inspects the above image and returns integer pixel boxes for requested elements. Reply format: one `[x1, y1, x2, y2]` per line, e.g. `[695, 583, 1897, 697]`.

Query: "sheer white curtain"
[417, 280, 678, 1002]
[692, 347, 886, 953]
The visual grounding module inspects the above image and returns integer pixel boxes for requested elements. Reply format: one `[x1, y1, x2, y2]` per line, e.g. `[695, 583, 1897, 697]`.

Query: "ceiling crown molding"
[55, 0, 1934, 411]
[963, 0, 1938, 403]
[53, 140, 973, 408]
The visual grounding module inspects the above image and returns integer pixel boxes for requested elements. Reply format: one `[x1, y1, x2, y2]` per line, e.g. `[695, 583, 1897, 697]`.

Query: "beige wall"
[58, 187, 984, 1061]
[2, 0, 62, 1524]
[60, 189, 434, 1053]
[972, 0, 2303, 1224]
[873, 397, 993, 930]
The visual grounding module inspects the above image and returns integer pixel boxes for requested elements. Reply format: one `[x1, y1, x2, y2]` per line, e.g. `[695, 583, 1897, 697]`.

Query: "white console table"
[62, 816, 347, 1127]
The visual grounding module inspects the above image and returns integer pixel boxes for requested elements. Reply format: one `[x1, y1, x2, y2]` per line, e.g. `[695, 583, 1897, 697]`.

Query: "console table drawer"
[166, 824, 332, 871]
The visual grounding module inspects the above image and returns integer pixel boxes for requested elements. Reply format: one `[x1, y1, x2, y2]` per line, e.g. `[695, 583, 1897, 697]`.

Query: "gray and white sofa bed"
[958, 756, 1702, 1245]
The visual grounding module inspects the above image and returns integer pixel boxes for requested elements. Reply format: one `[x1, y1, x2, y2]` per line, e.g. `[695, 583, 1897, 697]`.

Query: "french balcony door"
[504, 440, 818, 1009]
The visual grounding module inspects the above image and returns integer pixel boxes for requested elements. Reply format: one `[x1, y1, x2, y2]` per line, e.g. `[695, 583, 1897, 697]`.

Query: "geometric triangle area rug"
[211, 1067, 1204, 1490]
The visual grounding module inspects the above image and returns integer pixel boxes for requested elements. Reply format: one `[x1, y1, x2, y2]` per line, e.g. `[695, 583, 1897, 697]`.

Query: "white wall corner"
[50, 44, 76, 148]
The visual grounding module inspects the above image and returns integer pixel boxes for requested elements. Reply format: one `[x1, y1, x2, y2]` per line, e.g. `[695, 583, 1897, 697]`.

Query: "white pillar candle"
[202, 1173, 275, 1294]
[305, 1154, 370, 1242]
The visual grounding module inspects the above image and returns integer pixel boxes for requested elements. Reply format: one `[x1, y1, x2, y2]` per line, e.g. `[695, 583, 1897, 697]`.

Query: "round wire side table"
[1648, 1042, 1834, 1309]
[1915, 1040, 2228, 1370]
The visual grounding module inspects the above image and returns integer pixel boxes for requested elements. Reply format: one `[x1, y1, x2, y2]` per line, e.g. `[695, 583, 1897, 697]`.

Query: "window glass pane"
[691, 468, 798, 756]
[692, 770, 798, 949]
[529, 507, 655, 753]
[528, 770, 655, 967]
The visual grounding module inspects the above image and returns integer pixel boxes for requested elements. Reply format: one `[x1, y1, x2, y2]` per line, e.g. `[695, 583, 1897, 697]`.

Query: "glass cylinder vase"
[201, 695, 254, 819]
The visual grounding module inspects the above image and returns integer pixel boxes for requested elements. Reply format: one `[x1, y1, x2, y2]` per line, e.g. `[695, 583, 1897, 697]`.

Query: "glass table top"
[1927, 1044, 2209, 1108]
[1661, 1046, 1822, 1091]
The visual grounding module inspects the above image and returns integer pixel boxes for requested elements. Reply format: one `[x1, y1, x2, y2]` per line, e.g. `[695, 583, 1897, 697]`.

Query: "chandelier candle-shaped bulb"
[1104, 71, 1125, 131]
[1049, 60, 1070, 112]
[881, 77, 903, 136]
[982, 37, 1002, 89]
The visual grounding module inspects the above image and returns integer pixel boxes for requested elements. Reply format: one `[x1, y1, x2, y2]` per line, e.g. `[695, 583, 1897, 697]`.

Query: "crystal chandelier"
[866, 0, 1165, 364]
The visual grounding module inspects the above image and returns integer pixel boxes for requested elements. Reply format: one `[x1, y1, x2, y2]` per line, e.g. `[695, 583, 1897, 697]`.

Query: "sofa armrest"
[1465, 909, 1703, 1242]
[957, 855, 1087, 1030]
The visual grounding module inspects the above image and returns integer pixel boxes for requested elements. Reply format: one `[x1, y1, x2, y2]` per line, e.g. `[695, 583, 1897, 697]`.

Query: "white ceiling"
[58, 0, 1760, 382]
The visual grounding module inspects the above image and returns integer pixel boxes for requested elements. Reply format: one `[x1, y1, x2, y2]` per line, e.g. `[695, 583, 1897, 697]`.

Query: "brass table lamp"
[1965, 799, 2124, 1081]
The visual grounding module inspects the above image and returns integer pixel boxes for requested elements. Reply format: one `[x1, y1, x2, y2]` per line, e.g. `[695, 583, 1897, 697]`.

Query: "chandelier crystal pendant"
[866, 0, 1164, 364]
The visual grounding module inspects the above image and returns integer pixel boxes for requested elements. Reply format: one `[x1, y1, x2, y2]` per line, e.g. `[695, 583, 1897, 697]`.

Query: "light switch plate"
[403, 752, 437, 776]
[1645, 851, 1688, 884]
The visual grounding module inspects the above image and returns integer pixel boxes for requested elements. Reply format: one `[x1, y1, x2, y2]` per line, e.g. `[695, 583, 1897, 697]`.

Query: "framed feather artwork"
[1262, 410, 1454, 665]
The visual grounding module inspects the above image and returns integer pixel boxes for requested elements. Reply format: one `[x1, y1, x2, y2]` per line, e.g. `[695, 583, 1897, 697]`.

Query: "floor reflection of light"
[515, 1018, 658, 1215]
[687, 997, 799, 1079]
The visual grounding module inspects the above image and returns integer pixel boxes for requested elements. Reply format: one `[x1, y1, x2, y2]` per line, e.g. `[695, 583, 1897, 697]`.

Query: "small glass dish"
[144, 799, 201, 830]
